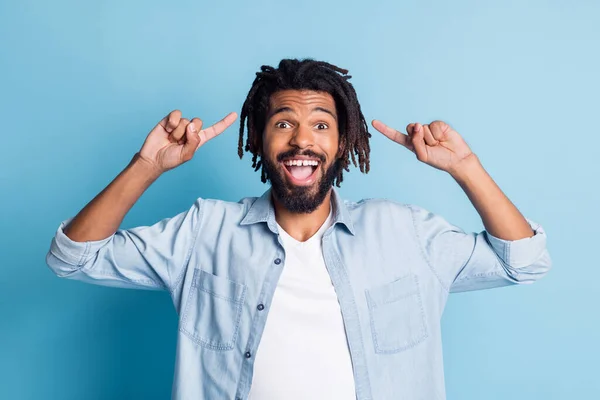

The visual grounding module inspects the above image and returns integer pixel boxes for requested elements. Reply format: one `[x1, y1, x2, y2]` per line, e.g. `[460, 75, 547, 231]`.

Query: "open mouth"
[281, 158, 321, 186]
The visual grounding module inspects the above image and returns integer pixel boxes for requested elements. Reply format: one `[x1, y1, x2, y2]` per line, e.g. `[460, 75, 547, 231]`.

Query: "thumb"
[182, 119, 203, 160]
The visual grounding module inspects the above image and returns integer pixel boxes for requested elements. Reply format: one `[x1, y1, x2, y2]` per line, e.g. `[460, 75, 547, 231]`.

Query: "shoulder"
[343, 197, 443, 233]
[344, 197, 423, 217]
[192, 195, 259, 216]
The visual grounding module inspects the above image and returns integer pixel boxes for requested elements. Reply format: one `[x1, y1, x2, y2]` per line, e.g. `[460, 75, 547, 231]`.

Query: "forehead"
[268, 90, 336, 113]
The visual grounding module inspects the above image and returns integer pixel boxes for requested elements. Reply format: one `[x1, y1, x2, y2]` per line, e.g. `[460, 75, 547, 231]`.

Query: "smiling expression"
[261, 89, 342, 213]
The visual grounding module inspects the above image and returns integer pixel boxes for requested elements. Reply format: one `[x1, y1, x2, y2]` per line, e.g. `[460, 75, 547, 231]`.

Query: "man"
[46, 59, 551, 400]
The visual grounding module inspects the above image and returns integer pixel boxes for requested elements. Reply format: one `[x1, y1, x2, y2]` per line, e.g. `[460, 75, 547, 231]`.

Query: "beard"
[262, 149, 342, 214]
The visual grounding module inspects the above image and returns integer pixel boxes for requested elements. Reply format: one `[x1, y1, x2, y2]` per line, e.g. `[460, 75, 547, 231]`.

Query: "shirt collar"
[240, 187, 356, 236]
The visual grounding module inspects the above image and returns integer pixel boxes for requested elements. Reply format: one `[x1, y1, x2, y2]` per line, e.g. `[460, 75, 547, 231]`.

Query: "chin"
[263, 156, 341, 214]
[272, 174, 327, 213]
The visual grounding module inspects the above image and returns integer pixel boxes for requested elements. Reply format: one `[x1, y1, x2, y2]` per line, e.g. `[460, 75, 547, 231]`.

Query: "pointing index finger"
[198, 112, 239, 145]
[372, 120, 409, 148]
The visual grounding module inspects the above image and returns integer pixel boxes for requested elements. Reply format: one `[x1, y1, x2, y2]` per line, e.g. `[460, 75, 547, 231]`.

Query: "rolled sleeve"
[48, 217, 113, 273]
[485, 219, 548, 268]
[410, 205, 552, 293]
[45, 198, 204, 291]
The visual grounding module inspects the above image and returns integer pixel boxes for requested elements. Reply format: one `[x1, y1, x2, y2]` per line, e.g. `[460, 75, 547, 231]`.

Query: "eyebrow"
[268, 106, 337, 121]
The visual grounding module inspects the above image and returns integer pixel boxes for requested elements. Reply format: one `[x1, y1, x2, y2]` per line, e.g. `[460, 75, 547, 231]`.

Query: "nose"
[288, 124, 314, 149]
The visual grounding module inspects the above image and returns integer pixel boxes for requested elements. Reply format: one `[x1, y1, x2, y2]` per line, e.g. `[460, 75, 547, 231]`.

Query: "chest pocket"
[180, 268, 247, 351]
[365, 274, 428, 354]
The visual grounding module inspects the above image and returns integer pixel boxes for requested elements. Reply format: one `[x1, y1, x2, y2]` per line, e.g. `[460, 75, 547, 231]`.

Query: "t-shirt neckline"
[276, 205, 334, 247]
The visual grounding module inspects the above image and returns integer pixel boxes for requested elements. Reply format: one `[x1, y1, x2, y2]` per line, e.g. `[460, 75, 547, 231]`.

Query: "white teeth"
[284, 159, 319, 166]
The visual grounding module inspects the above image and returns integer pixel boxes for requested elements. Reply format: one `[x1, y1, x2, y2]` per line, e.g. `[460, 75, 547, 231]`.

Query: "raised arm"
[372, 119, 551, 292]
[64, 110, 237, 242]
[47, 110, 237, 291]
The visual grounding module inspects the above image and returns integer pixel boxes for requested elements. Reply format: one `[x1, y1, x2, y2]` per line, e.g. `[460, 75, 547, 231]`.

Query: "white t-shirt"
[248, 209, 356, 399]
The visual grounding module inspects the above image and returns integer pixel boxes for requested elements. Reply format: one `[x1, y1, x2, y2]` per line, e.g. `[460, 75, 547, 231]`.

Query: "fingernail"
[414, 124, 420, 132]
[189, 123, 196, 133]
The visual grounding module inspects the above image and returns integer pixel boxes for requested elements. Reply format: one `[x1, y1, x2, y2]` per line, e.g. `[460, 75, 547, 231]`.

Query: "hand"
[372, 119, 474, 174]
[139, 110, 238, 174]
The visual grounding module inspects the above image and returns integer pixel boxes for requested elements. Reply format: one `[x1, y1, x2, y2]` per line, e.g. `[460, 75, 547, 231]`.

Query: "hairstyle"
[238, 58, 371, 186]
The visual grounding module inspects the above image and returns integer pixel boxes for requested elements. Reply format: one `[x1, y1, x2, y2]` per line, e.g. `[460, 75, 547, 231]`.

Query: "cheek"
[317, 134, 340, 159]
[263, 143, 280, 161]
[262, 132, 277, 158]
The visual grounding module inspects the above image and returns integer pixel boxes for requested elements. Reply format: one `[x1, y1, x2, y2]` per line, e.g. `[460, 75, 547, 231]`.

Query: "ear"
[336, 135, 346, 158]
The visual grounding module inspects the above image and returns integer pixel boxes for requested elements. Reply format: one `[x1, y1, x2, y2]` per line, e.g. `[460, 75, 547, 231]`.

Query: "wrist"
[130, 153, 163, 181]
[448, 153, 482, 183]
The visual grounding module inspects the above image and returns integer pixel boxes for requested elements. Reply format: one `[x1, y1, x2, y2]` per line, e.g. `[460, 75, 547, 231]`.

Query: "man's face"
[262, 89, 342, 213]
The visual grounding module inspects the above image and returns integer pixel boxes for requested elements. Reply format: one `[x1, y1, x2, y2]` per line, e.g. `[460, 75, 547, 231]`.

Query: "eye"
[276, 121, 291, 129]
[315, 123, 328, 130]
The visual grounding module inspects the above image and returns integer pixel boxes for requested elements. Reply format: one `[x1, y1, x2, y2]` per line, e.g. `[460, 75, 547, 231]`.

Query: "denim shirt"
[46, 188, 551, 400]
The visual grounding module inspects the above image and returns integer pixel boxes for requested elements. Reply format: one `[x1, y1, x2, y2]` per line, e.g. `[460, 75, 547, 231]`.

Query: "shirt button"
[274, 258, 281, 265]
[257, 304, 265, 311]
[245, 351, 252, 358]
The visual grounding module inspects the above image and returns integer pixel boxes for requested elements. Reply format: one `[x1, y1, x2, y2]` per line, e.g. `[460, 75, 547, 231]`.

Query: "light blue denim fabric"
[46, 188, 551, 399]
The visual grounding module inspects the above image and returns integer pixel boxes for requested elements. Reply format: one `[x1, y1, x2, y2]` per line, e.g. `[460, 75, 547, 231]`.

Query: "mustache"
[276, 149, 326, 164]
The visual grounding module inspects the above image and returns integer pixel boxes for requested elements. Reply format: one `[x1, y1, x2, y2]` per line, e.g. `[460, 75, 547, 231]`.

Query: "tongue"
[289, 165, 313, 180]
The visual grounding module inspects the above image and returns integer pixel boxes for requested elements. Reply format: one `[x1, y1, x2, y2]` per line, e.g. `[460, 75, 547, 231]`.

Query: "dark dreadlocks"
[238, 58, 371, 187]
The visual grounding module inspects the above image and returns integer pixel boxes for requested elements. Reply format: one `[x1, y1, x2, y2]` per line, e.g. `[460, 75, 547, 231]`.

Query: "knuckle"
[169, 110, 181, 120]
[431, 120, 446, 130]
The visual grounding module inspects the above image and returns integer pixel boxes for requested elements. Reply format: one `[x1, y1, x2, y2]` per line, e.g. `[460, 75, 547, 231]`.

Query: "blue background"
[1, 0, 598, 398]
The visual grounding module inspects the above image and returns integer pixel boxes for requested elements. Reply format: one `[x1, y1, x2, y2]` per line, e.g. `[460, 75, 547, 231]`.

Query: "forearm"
[449, 154, 534, 241]
[63, 153, 162, 242]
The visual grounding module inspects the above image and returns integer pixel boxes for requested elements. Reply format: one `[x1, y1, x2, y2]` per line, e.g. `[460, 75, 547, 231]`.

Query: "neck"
[272, 189, 333, 242]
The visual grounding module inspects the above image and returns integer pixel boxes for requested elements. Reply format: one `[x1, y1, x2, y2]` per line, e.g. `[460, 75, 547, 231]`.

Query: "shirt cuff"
[485, 219, 548, 268]
[50, 217, 113, 266]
